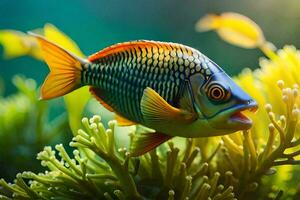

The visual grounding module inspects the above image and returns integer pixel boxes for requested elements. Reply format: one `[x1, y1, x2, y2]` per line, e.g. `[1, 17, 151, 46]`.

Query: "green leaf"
[64, 86, 91, 134]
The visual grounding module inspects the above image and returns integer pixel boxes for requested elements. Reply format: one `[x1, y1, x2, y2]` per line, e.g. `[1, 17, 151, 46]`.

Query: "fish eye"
[206, 82, 231, 102]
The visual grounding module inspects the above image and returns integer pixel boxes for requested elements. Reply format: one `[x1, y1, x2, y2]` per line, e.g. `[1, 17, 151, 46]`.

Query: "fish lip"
[227, 101, 258, 128]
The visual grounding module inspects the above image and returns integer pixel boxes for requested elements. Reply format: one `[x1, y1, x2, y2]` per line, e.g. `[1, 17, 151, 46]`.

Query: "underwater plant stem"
[244, 131, 257, 173]
[261, 129, 275, 161]
[150, 150, 163, 184]
[251, 144, 285, 183]
[283, 149, 300, 158]
[0, 179, 28, 197]
[86, 174, 117, 180]
[259, 42, 277, 60]
[238, 135, 250, 198]
[91, 147, 142, 200]
[48, 157, 81, 181]
[15, 175, 43, 199]
[0, 195, 11, 200]
[251, 110, 298, 181]
[209, 172, 220, 197]
[223, 149, 239, 176]
[56, 145, 82, 176]
[185, 147, 200, 169]
[179, 176, 192, 200]
[270, 118, 285, 145]
[222, 136, 243, 155]
[205, 142, 221, 163]
[290, 138, 300, 147]
[165, 147, 179, 188]
[81, 149, 110, 170]
[274, 190, 284, 200]
[182, 138, 193, 163]
[192, 162, 208, 180]
[273, 160, 300, 166]
[285, 120, 297, 146]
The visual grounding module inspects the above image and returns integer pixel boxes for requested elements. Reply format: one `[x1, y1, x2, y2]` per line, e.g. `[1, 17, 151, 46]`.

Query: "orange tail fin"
[29, 32, 87, 100]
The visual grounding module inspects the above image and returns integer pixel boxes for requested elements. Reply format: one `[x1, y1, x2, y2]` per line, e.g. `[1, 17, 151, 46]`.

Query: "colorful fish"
[30, 33, 258, 156]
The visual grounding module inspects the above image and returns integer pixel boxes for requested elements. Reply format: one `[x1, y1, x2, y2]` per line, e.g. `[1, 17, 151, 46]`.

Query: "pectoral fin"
[140, 87, 195, 126]
[130, 131, 172, 157]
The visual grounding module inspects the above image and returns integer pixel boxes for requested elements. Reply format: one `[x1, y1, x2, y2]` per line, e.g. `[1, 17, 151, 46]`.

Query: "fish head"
[190, 70, 258, 133]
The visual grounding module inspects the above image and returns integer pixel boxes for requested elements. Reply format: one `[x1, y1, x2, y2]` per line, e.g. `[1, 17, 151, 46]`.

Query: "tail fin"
[29, 32, 85, 100]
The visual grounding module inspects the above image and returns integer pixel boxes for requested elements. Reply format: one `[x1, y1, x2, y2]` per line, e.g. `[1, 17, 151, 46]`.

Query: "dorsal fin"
[88, 40, 156, 62]
[87, 40, 187, 62]
[89, 87, 114, 112]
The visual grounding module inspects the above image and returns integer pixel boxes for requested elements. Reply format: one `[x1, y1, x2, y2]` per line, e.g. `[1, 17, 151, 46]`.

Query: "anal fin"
[130, 132, 173, 157]
[115, 114, 137, 126]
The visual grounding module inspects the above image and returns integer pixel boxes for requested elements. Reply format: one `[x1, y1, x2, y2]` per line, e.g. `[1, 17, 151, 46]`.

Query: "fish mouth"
[228, 101, 258, 129]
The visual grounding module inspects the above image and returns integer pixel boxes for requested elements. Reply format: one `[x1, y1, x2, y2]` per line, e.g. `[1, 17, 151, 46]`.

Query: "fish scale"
[80, 40, 215, 123]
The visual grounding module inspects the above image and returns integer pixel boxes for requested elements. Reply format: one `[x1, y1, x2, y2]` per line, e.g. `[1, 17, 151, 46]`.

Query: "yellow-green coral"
[0, 76, 300, 199]
[0, 115, 237, 200]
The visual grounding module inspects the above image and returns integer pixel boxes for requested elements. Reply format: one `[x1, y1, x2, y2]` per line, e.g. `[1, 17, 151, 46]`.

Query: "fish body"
[31, 33, 257, 156]
[83, 41, 218, 126]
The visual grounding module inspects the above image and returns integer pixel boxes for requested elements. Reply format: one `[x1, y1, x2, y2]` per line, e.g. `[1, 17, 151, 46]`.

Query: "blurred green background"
[1, 0, 300, 95]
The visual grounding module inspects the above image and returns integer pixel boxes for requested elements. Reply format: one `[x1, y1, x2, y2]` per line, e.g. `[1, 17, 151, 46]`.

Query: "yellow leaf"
[43, 23, 84, 57]
[196, 12, 265, 49]
[64, 86, 91, 134]
[0, 30, 42, 59]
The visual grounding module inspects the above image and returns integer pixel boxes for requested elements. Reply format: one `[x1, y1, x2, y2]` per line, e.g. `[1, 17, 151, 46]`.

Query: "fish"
[30, 32, 258, 156]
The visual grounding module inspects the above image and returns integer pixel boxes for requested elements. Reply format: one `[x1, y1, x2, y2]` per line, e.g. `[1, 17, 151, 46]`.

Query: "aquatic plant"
[0, 23, 91, 134]
[232, 46, 300, 199]
[1, 13, 300, 200]
[0, 76, 71, 181]
[0, 76, 299, 199]
[0, 116, 233, 199]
